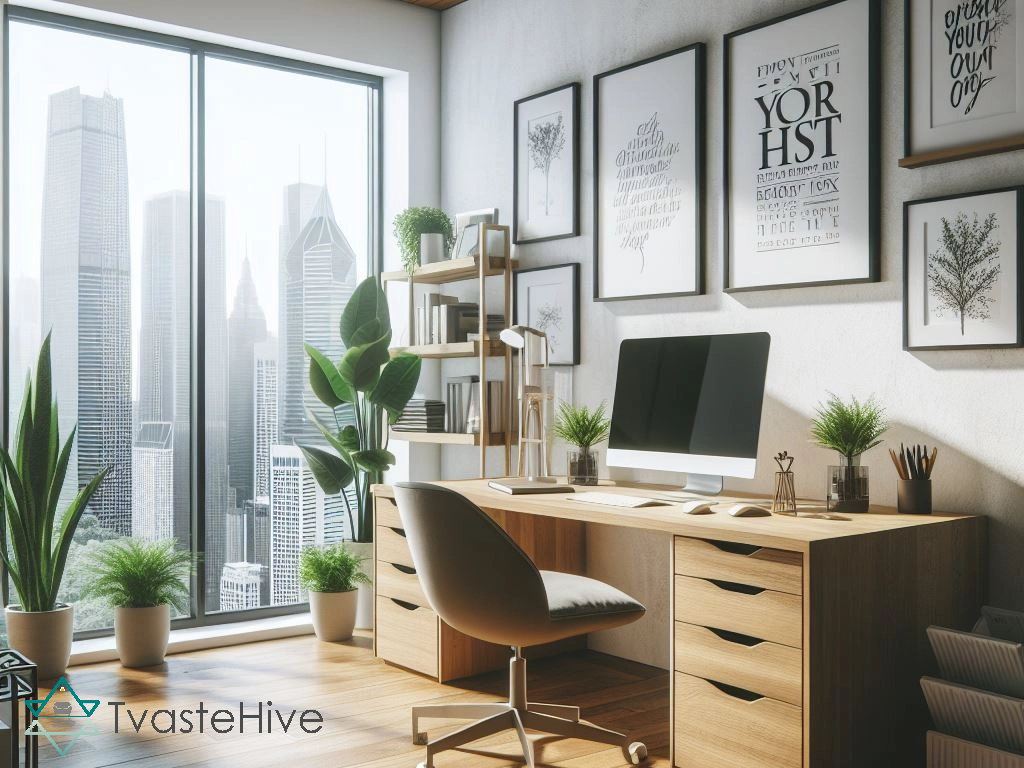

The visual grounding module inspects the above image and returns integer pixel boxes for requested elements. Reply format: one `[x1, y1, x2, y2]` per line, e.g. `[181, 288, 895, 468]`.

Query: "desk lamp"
[500, 325, 554, 480]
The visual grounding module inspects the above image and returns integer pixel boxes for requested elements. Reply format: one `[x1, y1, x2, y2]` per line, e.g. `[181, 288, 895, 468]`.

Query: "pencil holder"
[772, 471, 797, 514]
[897, 478, 932, 515]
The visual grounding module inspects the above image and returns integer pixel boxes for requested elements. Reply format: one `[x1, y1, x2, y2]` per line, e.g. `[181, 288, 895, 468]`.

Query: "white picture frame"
[451, 208, 499, 260]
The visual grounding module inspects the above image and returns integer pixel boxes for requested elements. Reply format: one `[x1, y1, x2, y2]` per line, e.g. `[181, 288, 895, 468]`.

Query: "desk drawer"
[674, 672, 801, 768]
[674, 536, 802, 595]
[376, 596, 438, 678]
[376, 496, 403, 529]
[376, 525, 416, 569]
[376, 560, 428, 607]
[674, 622, 802, 707]
[674, 575, 802, 648]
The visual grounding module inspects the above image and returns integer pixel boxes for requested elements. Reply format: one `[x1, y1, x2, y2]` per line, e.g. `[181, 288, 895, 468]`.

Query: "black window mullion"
[191, 49, 207, 622]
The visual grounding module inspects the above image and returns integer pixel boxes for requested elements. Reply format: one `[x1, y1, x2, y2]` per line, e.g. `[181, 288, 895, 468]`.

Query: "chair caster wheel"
[627, 741, 647, 764]
[413, 732, 428, 745]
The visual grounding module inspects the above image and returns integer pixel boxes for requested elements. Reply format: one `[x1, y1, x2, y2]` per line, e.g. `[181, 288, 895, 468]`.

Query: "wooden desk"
[372, 480, 986, 768]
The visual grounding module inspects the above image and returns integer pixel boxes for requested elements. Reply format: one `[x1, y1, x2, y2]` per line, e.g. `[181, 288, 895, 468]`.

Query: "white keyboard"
[571, 492, 667, 508]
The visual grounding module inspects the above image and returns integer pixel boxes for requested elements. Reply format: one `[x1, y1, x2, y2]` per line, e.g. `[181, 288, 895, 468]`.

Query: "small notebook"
[488, 479, 575, 495]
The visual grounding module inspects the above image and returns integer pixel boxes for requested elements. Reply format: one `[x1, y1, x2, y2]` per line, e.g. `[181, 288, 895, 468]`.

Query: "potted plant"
[299, 543, 370, 642]
[83, 539, 190, 668]
[554, 402, 611, 486]
[810, 393, 888, 512]
[0, 334, 108, 680]
[393, 207, 454, 274]
[301, 276, 421, 625]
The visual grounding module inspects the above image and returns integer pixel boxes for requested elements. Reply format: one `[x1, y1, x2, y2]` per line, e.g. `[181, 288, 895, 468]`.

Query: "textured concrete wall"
[441, 0, 1024, 668]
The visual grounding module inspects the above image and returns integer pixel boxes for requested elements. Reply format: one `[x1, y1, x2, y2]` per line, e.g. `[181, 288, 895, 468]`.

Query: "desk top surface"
[373, 479, 980, 552]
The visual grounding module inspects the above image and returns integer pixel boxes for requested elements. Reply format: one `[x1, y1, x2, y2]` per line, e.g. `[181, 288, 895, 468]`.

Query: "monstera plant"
[300, 276, 421, 543]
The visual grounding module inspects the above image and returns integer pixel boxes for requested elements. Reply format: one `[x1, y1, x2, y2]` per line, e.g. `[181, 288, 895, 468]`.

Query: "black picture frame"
[723, 0, 881, 292]
[903, 186, 1024, 351]
[593, 43, 705, 302]
[513, 83, 580, 245]
[512, 263, 580, 366]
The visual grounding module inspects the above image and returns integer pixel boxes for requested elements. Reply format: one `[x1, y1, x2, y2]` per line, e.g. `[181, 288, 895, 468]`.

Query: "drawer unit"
[674, 536, 803, 595]
[376, 496, 403, 529]
[376, 560, 429, 607]
[376, 596, 438, 678]
[674, 574, 803, 648]
[376, 524, 416, 569]
[674, 672, 801, 768]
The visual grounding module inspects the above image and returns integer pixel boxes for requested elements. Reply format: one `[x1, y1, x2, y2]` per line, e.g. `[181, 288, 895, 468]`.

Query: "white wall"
[441, 0, 1024, 667]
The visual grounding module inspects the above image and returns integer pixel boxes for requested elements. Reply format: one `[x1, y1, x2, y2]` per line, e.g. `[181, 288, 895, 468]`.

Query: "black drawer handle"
[390, 563, 416, 575]
[707, 679, 764, 702]
[706, 579, 766, 596]
[707, 627, 764, 647]
[389, 598, 419, 611]
[706, 540, 761, 557]
[389, 526, 407, 538]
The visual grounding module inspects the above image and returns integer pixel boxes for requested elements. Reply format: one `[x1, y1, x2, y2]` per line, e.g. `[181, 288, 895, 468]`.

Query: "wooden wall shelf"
[389, 430, 505, 446]
[382, 254, 517, 285]
[391, 339, 503, 359]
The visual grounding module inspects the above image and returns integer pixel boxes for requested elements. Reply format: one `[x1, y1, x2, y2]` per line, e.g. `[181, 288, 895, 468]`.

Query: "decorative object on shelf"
[298, 543, 370, 642]
[83, 539, 190, 668]
[891, 443, 937, 515]
[771, 451, 797, 514]
[514, 83, 580, 244]
[452, 208, 499, 260]
[554, 402, 611, 486]
[594, 43, 705, 301]
[724, 0, 880, 291]
[811, 393, 888, 513]
[0, 334, 109, 681]
[513, 263, 580, 365]
[393, 207, 454, 274]
[903, 0, 1024, 168]
[903, 186, 1023, 350]
[0, 649, 37, 768]
[501, 325, 554, 479]
[301, 276, 423, 543]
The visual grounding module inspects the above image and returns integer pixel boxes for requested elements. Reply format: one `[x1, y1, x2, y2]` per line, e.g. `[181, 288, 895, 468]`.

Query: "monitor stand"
[654, 473, 724, 501]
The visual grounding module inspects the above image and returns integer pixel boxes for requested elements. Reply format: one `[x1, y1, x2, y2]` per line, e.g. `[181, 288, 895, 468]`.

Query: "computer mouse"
[727, 503, 771, 518]
[680, 500, 714, 515]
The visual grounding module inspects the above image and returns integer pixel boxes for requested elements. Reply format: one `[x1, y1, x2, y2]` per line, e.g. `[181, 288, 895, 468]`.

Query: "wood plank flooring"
[33, 632, 669, 767]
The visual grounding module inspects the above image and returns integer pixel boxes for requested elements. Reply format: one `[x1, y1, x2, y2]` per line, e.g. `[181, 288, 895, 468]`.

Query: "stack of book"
[393, 400, 446, 433]
[445, 376, 505, 434]
[414, 294, 504, 345]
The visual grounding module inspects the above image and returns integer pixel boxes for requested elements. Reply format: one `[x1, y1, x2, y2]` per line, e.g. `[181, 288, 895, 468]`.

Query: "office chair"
[393, 482, 648, 768]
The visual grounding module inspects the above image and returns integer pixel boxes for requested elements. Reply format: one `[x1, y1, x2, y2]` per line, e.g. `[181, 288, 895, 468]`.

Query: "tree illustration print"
[927, 211, 1002, 335]
[533, 302, 563, 355]
[528, 114, 566, 216]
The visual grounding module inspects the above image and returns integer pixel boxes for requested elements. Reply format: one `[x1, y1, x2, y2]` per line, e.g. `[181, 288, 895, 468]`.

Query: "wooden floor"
[34, 632, 669, 768]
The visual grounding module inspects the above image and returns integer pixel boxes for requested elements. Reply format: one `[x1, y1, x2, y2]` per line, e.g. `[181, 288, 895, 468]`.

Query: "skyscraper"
[219, 563, 262, 612]
[132, 422, 174, 542]
[254, 341, 278, 499]
[40, 87, 132, 535]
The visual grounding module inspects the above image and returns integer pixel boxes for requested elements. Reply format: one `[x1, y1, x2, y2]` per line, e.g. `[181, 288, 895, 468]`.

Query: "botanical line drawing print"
[528, 113, 566, 216]
[533, 301, 563, 354]
[928, 211, 1002, 334]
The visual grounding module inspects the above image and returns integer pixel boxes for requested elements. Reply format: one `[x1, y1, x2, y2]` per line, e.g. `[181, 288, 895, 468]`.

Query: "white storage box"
[921, 677, 1024, 755]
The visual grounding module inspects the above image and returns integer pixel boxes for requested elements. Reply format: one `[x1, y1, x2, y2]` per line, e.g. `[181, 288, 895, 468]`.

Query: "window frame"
[2, 5, 383, 637]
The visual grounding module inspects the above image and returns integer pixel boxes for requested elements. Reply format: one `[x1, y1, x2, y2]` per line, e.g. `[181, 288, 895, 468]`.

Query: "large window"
[3, 8, 380, 637]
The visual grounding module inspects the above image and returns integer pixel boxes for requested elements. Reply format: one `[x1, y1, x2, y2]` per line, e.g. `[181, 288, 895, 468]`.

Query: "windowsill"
[70, 613, 315, 667]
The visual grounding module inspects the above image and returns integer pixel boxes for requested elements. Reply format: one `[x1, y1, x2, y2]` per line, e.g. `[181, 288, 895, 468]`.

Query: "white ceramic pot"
[348, 541, 374, 629]
[115, 604, 170, 668]
[309, 590, 358, 642]
[5, 604, 74, 681]
[420, 232, 445, 264]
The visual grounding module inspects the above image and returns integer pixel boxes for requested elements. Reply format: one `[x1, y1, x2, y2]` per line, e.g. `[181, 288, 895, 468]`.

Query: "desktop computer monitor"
[607, 332, 771, 494]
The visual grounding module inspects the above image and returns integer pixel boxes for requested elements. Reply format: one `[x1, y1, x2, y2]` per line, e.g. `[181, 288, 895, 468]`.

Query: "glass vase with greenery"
[298, 543, 371, 594]
[301, 276, 422, 543]
[393, 206, 454, 274]
[810, 393, 888, 512]
[84, 539, 190, 611]
[554, 402, 611, 486]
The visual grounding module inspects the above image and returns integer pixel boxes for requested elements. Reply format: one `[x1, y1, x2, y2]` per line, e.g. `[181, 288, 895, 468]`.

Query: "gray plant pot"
[115, 604, 170, 668]
[5, 604, 73, 681]
[309, 590, 358, 642]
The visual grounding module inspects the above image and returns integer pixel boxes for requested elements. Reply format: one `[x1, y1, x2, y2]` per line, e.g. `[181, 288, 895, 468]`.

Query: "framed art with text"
[724, 0, 880, 292]
[904, 0, 1024, 168]
[514, 83, 580, 244]
[513, 263, 580, 365]
[593, 43, 705, 301]
[903, 187, 1023, 350]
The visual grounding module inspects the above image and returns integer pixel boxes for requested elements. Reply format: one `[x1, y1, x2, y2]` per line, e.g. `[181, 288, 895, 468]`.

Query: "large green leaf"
[352, 449, 397, 474]
[339, 277, 391, 349]
[370, 354, 422, 424]
[298, 444, 354, 496]
[339, 333, 392, 392]
[339, 425, 360, 454]
[47, 466, 108, 608]
[306, 344, 353, 408]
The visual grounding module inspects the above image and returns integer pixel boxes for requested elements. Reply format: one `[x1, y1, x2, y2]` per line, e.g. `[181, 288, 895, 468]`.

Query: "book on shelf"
[414, 300, 505, 346]
[393, 399, 446, 433]
[444, 376, 505, 434]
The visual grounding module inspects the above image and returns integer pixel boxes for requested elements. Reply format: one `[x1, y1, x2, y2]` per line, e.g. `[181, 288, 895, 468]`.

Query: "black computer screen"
[608, 333, 771, 460]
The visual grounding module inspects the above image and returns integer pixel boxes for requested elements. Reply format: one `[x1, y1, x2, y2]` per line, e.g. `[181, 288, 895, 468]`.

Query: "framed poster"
[904, 0, 1024, 167]
[904, 187, 1023, 350]
[513, 263, 580, 365]
[593, 43, 705, 301]
[724, 0, 880, 292]
[514, 83, 580, 244]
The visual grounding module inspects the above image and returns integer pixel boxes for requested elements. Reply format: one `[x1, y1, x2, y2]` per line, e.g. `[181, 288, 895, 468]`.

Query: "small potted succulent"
[810, 393, 888, 512]
[554, 402, 611, 486]
[393, 206, 454, 273]
[84, 539, 190, 668]
[299, 543, 371, 642]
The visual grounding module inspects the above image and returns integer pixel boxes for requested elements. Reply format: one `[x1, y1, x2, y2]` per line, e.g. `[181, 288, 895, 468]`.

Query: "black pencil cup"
[897, 478, 932, 515]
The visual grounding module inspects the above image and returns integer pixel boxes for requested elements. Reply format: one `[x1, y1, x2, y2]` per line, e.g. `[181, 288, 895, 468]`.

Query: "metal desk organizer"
[0, 648, 38, 768]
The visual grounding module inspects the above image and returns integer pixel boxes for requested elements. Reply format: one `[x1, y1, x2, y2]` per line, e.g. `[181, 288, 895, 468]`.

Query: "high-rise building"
[225, 497, 271, 607]
[132, 422, 174, 542]
[219, 562, 262, 612]
[228, 258, 267, 506]
[254, 341, 278, 500]
[40, 87, 132, 535]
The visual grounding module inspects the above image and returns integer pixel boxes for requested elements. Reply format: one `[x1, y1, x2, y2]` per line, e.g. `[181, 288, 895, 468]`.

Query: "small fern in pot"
[299, 543, 370, 642]
[554, 402, 611, 486]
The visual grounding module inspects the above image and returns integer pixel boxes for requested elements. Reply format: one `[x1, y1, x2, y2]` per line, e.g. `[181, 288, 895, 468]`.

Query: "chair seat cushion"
[540, 570, 645, 620]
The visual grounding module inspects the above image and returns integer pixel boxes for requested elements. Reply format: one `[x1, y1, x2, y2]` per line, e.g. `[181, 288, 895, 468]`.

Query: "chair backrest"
[392, 482, 550, 646]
